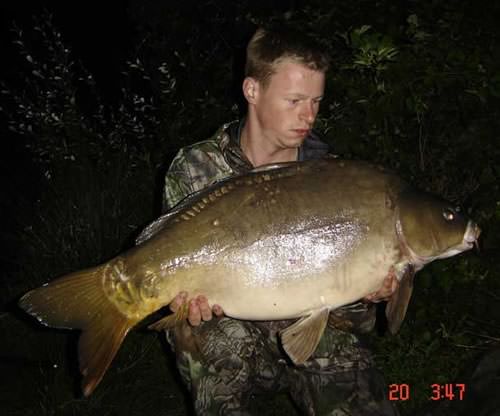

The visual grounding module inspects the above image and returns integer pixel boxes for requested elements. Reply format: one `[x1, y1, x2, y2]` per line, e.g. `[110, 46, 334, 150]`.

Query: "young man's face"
[250, 59, 325, 150]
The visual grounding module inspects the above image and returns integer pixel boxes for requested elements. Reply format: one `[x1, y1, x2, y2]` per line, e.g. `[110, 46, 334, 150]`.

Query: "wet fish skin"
[18, 159, 480, 396]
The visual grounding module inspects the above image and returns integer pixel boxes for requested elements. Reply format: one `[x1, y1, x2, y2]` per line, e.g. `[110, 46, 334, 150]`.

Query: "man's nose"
[300, 101, 316, 124]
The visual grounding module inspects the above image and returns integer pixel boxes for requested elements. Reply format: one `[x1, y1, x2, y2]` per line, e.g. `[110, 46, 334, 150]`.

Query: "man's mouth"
[293, 129, 310, 136]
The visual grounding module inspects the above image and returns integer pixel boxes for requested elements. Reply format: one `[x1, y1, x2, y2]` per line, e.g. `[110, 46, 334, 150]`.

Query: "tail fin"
[19, 264, 137, 396]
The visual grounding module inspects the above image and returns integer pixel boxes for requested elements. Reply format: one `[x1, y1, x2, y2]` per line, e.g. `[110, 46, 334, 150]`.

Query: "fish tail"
[18, 264, 137, 396]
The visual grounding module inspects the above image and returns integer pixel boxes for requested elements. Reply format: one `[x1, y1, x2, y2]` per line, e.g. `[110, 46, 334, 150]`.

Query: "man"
[162, 26, 399, 415]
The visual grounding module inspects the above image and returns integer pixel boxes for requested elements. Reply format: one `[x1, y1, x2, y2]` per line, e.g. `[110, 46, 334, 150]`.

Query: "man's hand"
[170, 291, 224, 326]
[363, 269, 399, 303]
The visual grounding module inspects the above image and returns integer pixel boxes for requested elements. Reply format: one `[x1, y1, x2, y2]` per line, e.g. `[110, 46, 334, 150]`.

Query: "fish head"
[397, 190, 481, 269]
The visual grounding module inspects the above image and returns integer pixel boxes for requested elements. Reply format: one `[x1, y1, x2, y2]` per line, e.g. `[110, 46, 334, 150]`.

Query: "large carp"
[19, 159, 480, 396]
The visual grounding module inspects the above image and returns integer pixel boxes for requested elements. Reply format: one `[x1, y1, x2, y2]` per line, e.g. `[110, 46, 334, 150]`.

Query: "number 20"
[388, 383, 410, 401]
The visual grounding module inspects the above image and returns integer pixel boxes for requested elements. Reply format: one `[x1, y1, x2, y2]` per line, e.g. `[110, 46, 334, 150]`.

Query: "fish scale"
[19, 158, 480, 396]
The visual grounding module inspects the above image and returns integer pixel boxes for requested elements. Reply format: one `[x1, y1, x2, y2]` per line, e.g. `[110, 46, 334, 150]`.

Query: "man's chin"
[282, 137, 305, 148]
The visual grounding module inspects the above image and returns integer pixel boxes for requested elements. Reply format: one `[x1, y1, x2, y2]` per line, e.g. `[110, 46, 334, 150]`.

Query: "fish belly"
[168, 249, 395, 321]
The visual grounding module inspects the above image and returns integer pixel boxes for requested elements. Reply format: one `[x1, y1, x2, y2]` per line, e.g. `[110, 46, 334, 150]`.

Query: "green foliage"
[342, 25, 399, 84]
[315, 1, 500, 207]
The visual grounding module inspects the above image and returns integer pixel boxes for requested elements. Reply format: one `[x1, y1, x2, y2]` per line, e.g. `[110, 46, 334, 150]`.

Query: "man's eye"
[288, 99, 300, 104]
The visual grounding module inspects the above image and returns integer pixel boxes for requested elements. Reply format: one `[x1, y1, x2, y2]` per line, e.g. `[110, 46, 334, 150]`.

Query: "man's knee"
[170, 318, 260, 414]
[170, 318, 260, 386]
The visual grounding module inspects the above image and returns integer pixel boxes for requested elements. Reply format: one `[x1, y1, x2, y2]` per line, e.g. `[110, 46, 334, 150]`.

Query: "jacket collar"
[219, 119, 329, 173]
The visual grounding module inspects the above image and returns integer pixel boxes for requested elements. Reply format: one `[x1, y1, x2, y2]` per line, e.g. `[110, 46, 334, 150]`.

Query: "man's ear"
[242, 77, 259, 104]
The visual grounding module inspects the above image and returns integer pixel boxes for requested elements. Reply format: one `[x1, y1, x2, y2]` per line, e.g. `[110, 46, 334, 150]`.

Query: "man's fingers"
[212, 304, 224, 317]
[188, 299, 201, 326]
[170, 292, 224, 326]
[378, 275, 396, 298]
[363, 273, 400, 303]
[391, 275, 398, 293]
[364, 292, 381, 303]
[170, 291, 188, 312]
[197, 295, 212, 322]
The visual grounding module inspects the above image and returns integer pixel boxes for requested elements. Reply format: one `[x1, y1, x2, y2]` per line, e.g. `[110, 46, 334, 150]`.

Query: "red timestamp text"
[429, 383, 466, 401]
[388, 383, 466, 401]
[388, 384, 410, 401]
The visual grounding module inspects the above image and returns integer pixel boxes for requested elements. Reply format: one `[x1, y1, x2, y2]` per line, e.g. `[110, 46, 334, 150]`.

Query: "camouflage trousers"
[166, 315, 399, 416]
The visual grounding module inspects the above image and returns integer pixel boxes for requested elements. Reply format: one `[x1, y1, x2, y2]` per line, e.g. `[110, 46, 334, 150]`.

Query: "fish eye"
[442, 208, 455, 221]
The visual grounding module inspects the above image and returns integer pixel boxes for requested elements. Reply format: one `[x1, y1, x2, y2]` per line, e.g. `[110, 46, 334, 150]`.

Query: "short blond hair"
[245, 26, 330, 87]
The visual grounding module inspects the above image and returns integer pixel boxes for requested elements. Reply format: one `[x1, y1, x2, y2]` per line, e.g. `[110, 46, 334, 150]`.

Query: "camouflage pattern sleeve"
[163, 149, 196, 213]
[162, 133, 235, 213]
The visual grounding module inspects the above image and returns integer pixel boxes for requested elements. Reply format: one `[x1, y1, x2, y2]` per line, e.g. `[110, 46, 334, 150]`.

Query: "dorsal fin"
[135, 161, 305, 245]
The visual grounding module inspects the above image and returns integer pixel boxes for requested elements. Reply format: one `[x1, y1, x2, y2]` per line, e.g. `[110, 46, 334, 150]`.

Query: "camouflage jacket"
[163, 119, 330, 211]
[163, 120, 376, 334]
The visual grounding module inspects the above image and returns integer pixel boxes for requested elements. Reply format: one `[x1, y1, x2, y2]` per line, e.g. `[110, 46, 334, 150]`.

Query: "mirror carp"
[19, 159, 480, 396]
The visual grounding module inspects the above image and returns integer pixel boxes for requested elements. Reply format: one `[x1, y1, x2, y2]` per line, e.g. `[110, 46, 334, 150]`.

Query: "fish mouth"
[463, 220, 481, 252]
[464, 220, 481, 243]
[433, 220, 481, 260]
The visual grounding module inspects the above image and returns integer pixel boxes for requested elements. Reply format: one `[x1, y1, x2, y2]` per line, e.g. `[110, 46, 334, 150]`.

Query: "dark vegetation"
[1, 1, 499, 415]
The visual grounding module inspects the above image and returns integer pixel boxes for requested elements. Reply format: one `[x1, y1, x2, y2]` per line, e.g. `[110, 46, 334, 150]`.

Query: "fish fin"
[280, 307, 330, 365]
[18, 264, 137, 396]
[136, 209, 182, 245]
[148, 302, 189, 331]
[386, 265, 415, 334]
[79, 308, 133, 396]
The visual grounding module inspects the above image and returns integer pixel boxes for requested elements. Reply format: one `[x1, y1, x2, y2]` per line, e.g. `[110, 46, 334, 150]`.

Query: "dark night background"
[1, 1, 499, 415]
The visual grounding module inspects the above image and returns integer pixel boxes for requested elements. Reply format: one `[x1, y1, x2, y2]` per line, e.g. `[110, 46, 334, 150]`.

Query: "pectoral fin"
[280, 307, 330, 365]
[386, 265, 415, 334]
